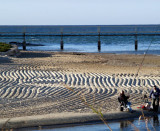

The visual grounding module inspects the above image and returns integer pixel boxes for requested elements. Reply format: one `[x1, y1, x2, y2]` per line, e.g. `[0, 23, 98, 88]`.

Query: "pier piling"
[98, 32, 101, 51]
[61, 40, 64, 50]
[135, 40, 138, 51]
[135, 35, 138, 51]
[60, 32, 64, 50]
[98, 41, 101, 51]
[23, 33, 26, 50]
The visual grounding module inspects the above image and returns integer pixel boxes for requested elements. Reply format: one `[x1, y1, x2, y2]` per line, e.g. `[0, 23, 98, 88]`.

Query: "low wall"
[0, 107, 159, 129]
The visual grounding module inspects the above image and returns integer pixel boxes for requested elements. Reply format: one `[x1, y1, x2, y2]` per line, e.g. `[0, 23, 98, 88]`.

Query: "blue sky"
[0, 0, 160, 25]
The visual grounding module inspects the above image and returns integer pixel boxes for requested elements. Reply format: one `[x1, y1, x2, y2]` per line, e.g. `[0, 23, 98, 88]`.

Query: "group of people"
[118, 85, 160, 112]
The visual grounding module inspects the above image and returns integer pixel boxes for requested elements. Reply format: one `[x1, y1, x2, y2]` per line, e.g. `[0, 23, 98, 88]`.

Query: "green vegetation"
[0, 42, 12, 52]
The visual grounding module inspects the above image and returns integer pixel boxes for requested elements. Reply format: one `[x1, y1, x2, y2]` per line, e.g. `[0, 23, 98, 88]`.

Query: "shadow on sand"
[0, 57, 13, 64]
[17, 52, 52, 58]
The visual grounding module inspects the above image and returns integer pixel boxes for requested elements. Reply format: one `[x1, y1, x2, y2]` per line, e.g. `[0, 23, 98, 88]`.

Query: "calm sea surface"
[0, 25, 160, 54]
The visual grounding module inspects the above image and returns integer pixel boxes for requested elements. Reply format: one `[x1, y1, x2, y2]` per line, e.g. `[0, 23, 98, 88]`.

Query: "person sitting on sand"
[118, 90, 133, 112]
[141, 91, 148, 103]
[149, 85, 160, 112]
[118, 90, 129, 108]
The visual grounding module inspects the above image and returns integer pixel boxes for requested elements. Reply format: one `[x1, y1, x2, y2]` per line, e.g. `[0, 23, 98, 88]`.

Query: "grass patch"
[0, 42, 12, 52]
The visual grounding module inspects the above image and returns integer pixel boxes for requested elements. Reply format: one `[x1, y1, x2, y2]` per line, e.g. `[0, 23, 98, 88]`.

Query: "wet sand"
[0, 51, 160, 128]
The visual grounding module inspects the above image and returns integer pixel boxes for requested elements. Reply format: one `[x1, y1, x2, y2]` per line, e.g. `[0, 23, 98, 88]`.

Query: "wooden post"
[60, 32, 64, 50]
[60, 41, 64, 50]
[23, 33, 26, 50]
[135, 35, 138, 51]
[98, 32, 101, 51]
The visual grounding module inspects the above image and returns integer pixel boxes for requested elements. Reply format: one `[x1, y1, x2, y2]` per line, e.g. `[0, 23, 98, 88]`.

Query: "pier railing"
[0, 25, 160, 51]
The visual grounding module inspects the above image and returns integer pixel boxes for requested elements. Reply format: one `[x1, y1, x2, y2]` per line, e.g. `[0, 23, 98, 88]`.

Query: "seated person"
[118, 90, 129, 107]
[141, 91, 149, 103]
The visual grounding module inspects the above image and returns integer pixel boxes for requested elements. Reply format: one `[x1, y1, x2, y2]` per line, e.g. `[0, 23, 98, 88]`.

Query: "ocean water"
[0, 25, 160, 54]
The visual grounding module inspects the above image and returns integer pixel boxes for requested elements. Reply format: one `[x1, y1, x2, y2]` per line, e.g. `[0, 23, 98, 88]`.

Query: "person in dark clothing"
[118, 90, 129, 108]
[149, 85, 160, 112]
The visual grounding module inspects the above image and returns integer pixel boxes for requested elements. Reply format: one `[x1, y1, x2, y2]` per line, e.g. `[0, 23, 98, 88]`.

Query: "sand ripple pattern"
[0, 70, 160, 101]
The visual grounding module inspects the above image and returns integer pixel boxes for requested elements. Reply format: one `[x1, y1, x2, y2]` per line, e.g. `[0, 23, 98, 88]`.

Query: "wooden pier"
[4, 33, 159, 51]
[0, 25, 160, 51]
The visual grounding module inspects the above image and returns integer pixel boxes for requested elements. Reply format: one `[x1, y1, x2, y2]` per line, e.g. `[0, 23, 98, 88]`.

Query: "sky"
[0, 0, 160, 25]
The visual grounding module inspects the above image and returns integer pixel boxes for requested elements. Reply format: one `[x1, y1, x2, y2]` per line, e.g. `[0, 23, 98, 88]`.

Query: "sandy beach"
[0, 51, 160, 128]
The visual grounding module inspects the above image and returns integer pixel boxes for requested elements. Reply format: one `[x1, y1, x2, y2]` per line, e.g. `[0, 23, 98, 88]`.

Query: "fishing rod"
[128, 25, 160, 97]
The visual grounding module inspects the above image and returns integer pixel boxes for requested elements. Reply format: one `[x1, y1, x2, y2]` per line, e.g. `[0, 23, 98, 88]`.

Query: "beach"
[0, 51, 160, 128]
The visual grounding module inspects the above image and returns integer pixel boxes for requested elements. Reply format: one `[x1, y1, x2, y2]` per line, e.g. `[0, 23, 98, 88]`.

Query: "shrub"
[0, 42, 12, 52]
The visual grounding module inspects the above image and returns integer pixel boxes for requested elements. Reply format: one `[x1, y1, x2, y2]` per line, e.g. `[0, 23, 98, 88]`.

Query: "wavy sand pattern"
[0, 52, 160, 118]
[0, 69, 160, 99]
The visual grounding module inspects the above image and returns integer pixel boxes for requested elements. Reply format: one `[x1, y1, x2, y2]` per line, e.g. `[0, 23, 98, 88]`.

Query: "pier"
[0, 25, 160, 51]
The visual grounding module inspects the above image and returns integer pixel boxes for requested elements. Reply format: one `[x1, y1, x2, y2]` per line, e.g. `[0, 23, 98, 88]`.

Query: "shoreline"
[17, 49, 160, 56]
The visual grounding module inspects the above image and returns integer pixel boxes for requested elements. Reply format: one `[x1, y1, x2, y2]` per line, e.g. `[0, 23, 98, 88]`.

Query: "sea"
[0, 25, 160, 55]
